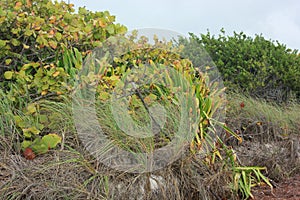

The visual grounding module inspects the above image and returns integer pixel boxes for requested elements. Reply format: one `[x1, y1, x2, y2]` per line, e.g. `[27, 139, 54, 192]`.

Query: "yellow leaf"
[203, 119, 209, 125]
[5, 59, 12, 65]
[0, 17, 5, 24]
[22, 128, 32, 138]
[41, 90, 48, 95]
[23, 43, 30, 49]
[48, 30, 55, 38]
[42, 133, 62, 149]
[28, 126, 40, 135]
[256, 122, 262, 126]
[52, 71, 60, 77]
[48, 41, 57, 49]
[99, 20, 106, 28]
[14, 2, 22, 9]
[49, 16, 56, 24]
[26, 0, 32, 7]
[26, 103, 36, 114]
[73, 32, 78, 41]
[34, 26, 41, 31]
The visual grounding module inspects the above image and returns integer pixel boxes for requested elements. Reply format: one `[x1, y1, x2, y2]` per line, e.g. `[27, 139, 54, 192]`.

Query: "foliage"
[0, 1, 276, 197]
[0, 0, 127, 100]
[0, 89, 15, 135]
[0, 0, 127, 156]
[232, 166, 272, 199]
[177, 30, 300, 101]
[71, 33, 220, 154]
[72, 35, 272, 199]
[13, 101, 62, 155]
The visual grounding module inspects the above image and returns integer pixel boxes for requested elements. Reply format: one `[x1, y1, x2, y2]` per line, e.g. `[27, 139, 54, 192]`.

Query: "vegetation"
[0, 1, 298, 200]
[0, 0, 127, 155]
[226, 92, 300, 137]
[178, 30, 300, 102]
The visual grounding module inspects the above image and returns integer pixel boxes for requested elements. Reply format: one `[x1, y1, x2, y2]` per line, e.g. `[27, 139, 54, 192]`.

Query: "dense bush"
[177, 30, 300, 102]
[0, 0, 127, 101]
[0, 0, 127, 154]
[0, 0, 217, 157]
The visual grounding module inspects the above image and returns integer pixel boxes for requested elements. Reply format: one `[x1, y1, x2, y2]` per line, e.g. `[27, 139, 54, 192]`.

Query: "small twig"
[31, 92, 58, 103]
[130, 82, 168, 139]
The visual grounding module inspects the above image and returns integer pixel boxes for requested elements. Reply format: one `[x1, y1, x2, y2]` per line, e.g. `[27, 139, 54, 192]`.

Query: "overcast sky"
[69, 0, 300, 51]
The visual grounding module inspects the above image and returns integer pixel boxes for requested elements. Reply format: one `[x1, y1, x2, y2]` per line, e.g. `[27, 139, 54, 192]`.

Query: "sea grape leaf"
[21, 140, 32, 150]
[4, 71, 13, 79]
[26, 103, 36, 114]
[41, 133, 62, 149]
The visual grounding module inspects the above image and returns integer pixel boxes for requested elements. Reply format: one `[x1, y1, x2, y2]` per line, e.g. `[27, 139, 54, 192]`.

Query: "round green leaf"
[21, 140, 32, 150]
[41, 133, 62, 149]
[4, 71, 13, 79]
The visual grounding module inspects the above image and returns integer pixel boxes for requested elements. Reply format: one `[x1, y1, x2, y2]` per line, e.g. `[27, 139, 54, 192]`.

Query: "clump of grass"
[94, 98, 181, 152]
[37, 96, 78, 148]
[226, 92, 300, 140]
[0, 89, 20, 153]
[0, 89, 15, 135]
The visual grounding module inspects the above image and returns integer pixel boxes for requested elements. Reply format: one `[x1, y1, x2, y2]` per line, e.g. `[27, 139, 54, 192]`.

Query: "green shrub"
[70, 33, 217, 153]
[0, 0, 127, 101]
[0, 0, 127, 155]
[177, 30, 300, 102]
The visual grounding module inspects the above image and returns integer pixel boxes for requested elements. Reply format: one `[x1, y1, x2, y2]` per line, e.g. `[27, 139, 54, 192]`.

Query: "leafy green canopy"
[178, 30, 300, 101]
[0, 0, 127, 100]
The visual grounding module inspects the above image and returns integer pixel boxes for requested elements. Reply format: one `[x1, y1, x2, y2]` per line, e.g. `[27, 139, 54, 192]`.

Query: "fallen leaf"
[23, 147, 36, 160]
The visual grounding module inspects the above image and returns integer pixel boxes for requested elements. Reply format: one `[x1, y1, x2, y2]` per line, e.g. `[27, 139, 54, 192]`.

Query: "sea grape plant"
[0, 0, 127, 156]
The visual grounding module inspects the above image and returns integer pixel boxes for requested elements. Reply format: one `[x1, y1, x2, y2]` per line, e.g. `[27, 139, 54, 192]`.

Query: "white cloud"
[69, 0, 300, 50]
[252, 3, 300, 50]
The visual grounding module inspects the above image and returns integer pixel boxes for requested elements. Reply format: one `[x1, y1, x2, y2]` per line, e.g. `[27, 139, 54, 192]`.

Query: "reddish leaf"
[240, 102, 245, 108]
[23, 147, 36, 160]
